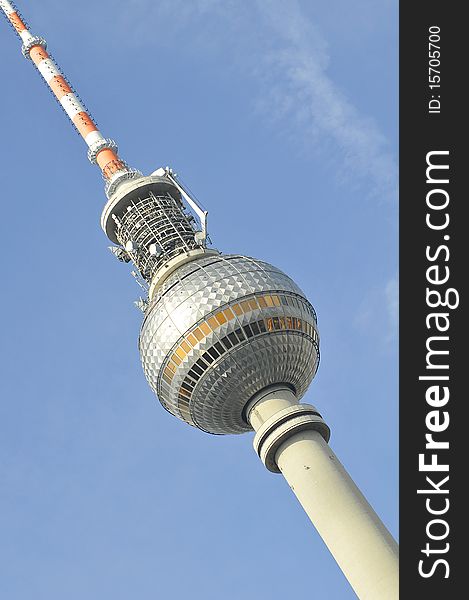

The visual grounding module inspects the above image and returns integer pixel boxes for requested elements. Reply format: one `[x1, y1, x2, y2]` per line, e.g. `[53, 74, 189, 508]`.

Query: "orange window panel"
[187, 333, 197, 347]
[215, 311, 227, 325]
[249, 299, 258, 311]
[178, 388, 191, 398]
[264, 295, 274, 307]
[181, 341, 191, 353]
[240, 300, 251, 313]
[162, 374, 173, 385]
[171, 354, 182, 366]
[193, 328, 205, 341]
[175, 347, 186, 360]
[279, 317, 286, 329]
[258, 296, 268, 308]
[266, 318, 274, 332]
[286, 317, 292, 329]
[164, 366, 174, 379]
[272, 295, 281, 307]
[207, 316, 219, 330]
[223, 308, 235, 321]
[200, 322, 211, 336]
[232, 303, 243, 316]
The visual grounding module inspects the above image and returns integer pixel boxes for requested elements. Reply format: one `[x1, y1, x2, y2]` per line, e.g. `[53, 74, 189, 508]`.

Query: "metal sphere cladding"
[139, 254, 320, 434]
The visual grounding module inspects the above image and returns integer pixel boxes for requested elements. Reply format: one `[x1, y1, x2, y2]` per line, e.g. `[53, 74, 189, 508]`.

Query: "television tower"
[1, 2, 398, 597]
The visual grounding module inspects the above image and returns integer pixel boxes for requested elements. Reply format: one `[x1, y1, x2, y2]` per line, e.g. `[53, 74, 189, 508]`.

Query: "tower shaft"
[247, 386, 399, 600]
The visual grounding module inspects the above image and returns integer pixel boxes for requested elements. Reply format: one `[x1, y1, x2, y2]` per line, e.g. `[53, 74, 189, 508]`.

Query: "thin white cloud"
[115, 0, 397, 201]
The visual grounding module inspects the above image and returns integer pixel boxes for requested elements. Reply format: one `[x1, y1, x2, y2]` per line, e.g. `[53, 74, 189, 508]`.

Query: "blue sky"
[0, 1, 397, 598]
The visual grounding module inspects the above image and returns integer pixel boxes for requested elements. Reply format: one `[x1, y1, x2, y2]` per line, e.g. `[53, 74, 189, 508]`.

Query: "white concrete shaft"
[248, 389, 296, 430]
[249, 388, 399, 600]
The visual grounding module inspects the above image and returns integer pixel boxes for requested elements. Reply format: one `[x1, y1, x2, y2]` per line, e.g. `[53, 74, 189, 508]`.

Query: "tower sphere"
[139, 253, 320, 434]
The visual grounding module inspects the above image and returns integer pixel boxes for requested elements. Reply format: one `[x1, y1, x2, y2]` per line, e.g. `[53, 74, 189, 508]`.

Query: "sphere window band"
[160, 290, 318, 387]
[155, 289, 319, 427]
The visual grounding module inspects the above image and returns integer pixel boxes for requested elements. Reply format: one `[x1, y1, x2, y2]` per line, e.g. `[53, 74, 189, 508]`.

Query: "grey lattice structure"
[101, 174, 201, 282]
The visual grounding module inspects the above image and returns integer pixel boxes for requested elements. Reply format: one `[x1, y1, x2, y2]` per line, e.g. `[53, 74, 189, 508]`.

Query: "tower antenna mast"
[1, 2, 399, 598]
[0, 0, 140, 196]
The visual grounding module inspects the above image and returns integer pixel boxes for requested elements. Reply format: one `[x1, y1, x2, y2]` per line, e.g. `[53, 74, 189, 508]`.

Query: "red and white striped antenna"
[0, 0, 141, 196]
